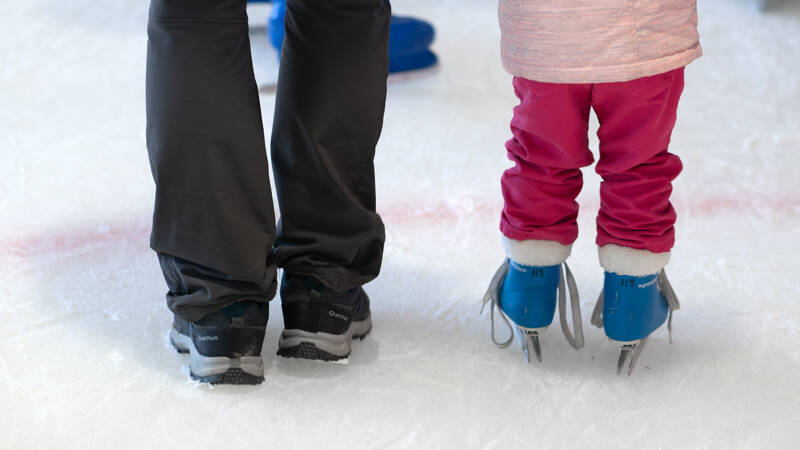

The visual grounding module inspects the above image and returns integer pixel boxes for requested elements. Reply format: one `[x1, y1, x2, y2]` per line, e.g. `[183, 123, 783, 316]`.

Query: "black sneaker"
[277, 274, 372, 362]
[170, 301, 268, 384]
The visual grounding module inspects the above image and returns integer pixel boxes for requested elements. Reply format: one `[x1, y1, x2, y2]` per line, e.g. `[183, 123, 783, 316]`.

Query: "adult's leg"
[270, 0, 391, 293]
[500, 77, 594, 264]
[146, 0, 276, 322]
[593, 68, 685, 273]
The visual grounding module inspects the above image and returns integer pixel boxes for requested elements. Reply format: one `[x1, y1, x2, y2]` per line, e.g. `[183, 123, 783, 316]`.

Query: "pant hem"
[502, 236, 572, 266]
[598, 244, 671, 276]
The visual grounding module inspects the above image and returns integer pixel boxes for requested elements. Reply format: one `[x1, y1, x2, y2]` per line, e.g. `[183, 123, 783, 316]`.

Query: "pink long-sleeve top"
[499, 0, 702, 83]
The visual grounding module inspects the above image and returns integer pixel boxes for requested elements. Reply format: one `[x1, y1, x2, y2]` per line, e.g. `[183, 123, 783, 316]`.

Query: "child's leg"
[489, 77, 593, 360]
[500, 77, 594, 264]
[591, 69, 685, 374]
[592, 68, 685, 273]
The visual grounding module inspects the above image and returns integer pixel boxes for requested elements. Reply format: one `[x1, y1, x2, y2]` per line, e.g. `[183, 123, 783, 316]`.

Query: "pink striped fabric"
[499, 0, 702, 83]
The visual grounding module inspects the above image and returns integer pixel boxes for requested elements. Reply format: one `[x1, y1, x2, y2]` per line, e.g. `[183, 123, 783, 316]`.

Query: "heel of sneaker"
[277, 328, 353, 362]
[170, 327, 265, 385]
[277, 316, 372, 362]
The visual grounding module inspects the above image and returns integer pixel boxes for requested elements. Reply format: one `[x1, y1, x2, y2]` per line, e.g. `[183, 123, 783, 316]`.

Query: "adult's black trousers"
[145, 0, 390, 322]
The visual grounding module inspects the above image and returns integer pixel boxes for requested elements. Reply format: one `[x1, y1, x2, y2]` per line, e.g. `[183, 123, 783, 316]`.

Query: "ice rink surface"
[2, 0, 799, 448]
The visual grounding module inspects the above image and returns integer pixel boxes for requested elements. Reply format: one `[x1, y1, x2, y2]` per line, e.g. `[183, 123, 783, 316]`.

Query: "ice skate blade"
[529, 333, 542, 363]
[516, 328, 543, 363]
[616, 337, 648, 376]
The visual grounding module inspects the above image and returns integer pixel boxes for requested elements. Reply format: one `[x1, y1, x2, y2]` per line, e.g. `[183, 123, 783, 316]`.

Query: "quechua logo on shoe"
[637, 278, 658, 289]
[328, 310, 348, 321]
[510, 261, 527, 272]
[197, 335, 220, 341]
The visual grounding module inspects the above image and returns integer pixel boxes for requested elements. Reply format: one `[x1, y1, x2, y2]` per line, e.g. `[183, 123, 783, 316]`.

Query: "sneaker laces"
[591, 269, 681, 342]
[481, 259, 584, 350]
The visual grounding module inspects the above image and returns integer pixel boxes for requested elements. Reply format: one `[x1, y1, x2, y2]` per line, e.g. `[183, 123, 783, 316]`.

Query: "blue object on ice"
[265, 0, 437, 73]
[388, 16, 437, 73]
[268, 0, 286, 52]
[601, 272, 669, 342]
[498, 261, 560, 330]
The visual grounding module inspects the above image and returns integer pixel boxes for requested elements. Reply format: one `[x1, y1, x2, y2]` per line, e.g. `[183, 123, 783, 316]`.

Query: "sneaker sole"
[277, 315, 372, 363]
[170, 327, 265, 385]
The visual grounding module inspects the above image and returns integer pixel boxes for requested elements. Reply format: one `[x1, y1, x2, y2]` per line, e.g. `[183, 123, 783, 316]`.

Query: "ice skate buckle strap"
[480, 259, 514, 348]
[590, 289, 604, 329]
[558, 262, 584, 350]
[658, 269, 681, 343]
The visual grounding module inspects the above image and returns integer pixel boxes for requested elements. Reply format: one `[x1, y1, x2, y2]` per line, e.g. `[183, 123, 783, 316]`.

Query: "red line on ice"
[1, 194, 798, 258]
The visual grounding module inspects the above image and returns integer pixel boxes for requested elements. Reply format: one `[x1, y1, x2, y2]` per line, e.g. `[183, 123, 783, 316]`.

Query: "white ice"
[1, 0, 799, 448]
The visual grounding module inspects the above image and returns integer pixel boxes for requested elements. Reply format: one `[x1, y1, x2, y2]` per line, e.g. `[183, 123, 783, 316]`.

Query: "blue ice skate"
[482, 260, 584, 363]
[591, 270, 680, 376]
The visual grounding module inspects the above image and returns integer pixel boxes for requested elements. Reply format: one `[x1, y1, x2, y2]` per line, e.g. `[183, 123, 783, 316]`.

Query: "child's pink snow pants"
[500, 68, 685, 253]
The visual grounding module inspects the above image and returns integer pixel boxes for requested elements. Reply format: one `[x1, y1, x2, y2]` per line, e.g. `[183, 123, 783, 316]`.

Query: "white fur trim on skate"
[502, 237, 572, 266]
[598, 244, 670, 276]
